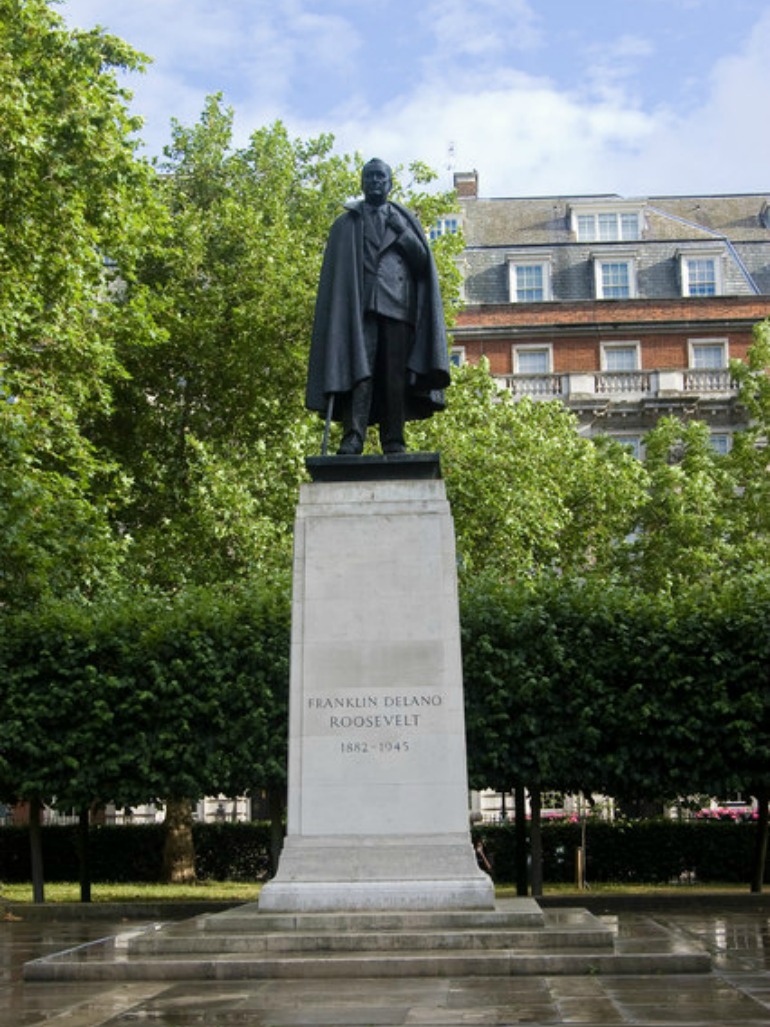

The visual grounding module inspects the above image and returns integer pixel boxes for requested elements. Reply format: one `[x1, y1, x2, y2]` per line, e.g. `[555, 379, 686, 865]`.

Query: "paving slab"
[2, 906, 770, 1025]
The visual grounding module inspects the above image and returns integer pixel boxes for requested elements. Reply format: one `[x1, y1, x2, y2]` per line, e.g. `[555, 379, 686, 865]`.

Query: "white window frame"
[429, 215, 462, 241]
[450, 346, 466, 367]
[512, 343, 553, 374]
[506, 253, 552, 303]
[600, 341, 641, 372]
[688, 338, 728, 369]
[569, 201, 644, 242]
[592, 252, 637, 299]
[679, 250, 723, 297]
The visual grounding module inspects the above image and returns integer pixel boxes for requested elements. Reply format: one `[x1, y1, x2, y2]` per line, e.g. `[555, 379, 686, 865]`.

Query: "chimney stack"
[454, 170, 478, 199]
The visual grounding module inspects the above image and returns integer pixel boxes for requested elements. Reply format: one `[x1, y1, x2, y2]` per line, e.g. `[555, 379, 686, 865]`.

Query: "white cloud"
[582, 34, 656, 105]
[60, 0, 362, 154]
[288, 69, 657, 196]
[58, 0, 770, 197]
[422, 0, 542, 58]
[299, 6, 770, 198]
[605, 9, 770, 194]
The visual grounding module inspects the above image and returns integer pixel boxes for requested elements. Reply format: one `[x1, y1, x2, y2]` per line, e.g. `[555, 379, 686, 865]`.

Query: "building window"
[593, 257, 636, 299]
[449, 346, 465, 367]
[429, 216, 460, 241]
[689, 340, 727, 369]
[515, 264, 544, 301]
[601, 342, 640, 371]
[573, 209, 642, 242]
[710, 433, 730, 456]
[684, 258, 717, 296]
[513, 345, 551, 374]
[507, 255, 552, 302]
[607, 434, 642, 459]
[678, 250, 723, 296]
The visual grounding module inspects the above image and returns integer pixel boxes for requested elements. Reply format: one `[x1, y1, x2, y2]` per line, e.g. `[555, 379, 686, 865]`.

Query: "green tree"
[0, 394, 127, 604]
[0, 582, 291, 893]
[411, 360, 648, 579]
[97, 100, 467, 590]
[621, 416, 740, 592]
[0, 0, 161, 604]
[462, 572, 770, 890]
[97, 101, 359, 587]
[728, 318, 770, 571]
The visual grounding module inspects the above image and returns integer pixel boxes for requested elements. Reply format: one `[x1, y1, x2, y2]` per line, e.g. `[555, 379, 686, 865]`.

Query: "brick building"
[450, 172, 770, 455]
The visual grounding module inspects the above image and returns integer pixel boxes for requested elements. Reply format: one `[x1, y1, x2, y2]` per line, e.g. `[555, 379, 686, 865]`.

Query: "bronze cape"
[306, 199, 451, 423]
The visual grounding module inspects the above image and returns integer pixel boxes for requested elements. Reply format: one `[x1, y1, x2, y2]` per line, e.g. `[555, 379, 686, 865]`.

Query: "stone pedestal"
[259, 455, 494, 912]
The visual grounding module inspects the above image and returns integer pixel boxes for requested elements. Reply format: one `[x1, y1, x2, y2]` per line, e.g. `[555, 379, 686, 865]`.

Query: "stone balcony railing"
[499, 368, 737, 401]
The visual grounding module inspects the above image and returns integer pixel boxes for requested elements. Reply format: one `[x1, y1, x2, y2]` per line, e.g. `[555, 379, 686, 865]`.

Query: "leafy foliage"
[622, 416, 740, 591]
[0, 583, 290, 811]
[462, 572, 770, 804]
[4, 6, 770, 892]
[0, 0, 160, 604]
[411, 360, 647, 579]
[94, 104, 359, 586]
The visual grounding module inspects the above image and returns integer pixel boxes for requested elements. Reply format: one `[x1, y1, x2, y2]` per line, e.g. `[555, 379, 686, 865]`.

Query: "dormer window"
[591, 249, 638, 299]
[507, 252, 553, 302]
[569, 201, 644, 242]
[678, 248, 723, 296]
[576, 212, 640, 242]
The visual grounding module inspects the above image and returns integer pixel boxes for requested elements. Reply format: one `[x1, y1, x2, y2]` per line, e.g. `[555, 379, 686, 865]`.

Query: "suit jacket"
[306, 199, 450, 422]
[362, 202, 426, 325]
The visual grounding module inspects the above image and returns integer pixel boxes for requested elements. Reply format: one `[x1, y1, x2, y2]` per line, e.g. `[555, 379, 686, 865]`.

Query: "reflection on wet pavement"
[1, 907, 770, 1025]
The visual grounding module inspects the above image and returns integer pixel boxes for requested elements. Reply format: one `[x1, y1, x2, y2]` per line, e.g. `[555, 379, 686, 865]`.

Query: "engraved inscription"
[307, 692, 443, 728]
[307, 691, 444, 754]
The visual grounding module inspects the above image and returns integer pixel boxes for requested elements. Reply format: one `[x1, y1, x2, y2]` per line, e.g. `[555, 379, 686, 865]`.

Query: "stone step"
[203, 898, 546, 933]
[24, 945, 711, 982]
[129, 925, 615, 956]
[21, 901, 713, 982]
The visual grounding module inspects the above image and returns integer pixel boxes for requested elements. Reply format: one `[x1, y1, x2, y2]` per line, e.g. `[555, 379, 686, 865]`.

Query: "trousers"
[338, 314, 410, 454]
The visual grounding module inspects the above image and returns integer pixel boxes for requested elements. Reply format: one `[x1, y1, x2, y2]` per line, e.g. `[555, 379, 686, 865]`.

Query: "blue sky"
[57, 0, 770, 198]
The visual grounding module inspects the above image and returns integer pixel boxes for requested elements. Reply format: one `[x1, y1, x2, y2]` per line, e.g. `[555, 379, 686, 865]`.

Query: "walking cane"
[321, 393, 334, 456]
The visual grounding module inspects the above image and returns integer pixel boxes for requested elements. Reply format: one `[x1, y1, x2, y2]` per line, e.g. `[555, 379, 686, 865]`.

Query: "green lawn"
[1, 880, 752, 903]
[0, 881, 264, 903]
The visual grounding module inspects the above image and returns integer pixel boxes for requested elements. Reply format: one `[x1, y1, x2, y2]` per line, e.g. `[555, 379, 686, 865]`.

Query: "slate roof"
[459, 192, 770, 302]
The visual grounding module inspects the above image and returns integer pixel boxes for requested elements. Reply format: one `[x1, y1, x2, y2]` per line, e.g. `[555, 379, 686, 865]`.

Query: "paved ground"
[1, 904, 770, 1025]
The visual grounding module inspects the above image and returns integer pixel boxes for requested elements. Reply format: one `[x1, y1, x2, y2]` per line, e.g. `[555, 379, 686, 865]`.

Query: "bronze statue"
[306, 159, 450, 455]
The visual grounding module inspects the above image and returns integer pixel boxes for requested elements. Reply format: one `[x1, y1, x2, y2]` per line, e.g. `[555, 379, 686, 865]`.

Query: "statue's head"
[361, 158, 392, 206]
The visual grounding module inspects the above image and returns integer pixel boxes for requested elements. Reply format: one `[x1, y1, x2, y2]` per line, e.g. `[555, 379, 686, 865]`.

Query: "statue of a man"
[306, 158, 451, 455]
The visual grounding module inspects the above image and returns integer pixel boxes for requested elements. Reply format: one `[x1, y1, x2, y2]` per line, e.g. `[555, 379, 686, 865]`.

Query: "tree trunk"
[78, 807, 92, 903]
[514, 782, 528, 897]
[530, 785, 543, 898]
[161, 798, 197, 883]
[750, 784, 769, 894]
[28, 796, 45, 904]
[266, 783, 286, 877]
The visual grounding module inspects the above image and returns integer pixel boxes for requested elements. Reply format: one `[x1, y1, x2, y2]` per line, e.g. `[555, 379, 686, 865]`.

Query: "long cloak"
[306, 199, 451, 422]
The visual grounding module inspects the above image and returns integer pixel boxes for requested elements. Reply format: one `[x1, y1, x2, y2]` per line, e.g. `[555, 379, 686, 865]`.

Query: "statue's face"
[362, 161, 392, 206]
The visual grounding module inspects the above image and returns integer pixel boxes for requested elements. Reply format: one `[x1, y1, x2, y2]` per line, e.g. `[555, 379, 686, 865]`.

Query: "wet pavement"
[2, 904, 770, 1025]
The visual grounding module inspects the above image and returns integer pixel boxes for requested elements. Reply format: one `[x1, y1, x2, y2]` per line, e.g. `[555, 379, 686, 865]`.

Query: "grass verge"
[0, 881, 264, 904]
[1, 881, 753, 903]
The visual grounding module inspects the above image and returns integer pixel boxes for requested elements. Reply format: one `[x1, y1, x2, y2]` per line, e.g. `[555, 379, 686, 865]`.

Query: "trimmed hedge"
[0, 822, 273, 883]
[475, 820, 765, 885]
[0, 819, 765, 886]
